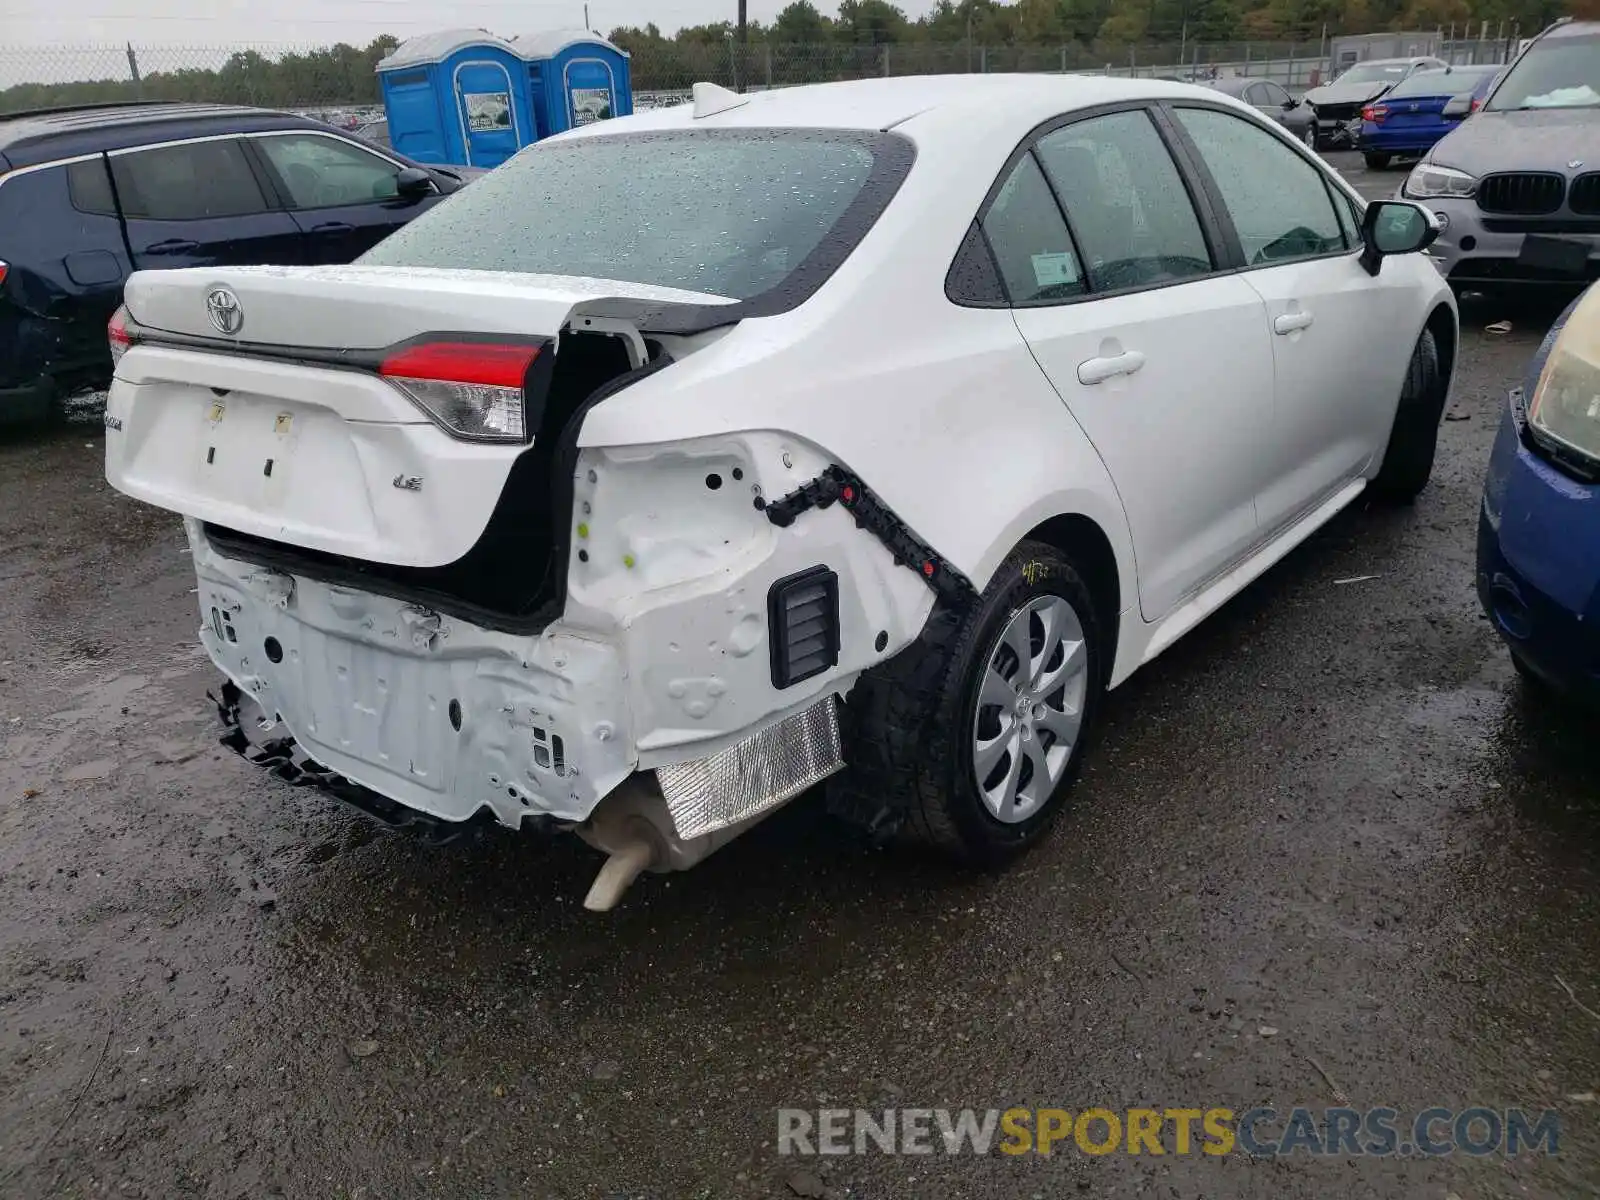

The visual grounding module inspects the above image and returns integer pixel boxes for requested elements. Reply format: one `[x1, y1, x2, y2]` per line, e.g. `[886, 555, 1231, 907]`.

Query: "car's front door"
[984, 107, 1277, 621]
[1168, 104, 1413, 534]
[109, 138, 306, 271]
[248, 131, 441, 264]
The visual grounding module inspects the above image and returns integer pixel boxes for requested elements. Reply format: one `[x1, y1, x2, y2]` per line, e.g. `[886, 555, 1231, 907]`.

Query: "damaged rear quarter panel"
[564, 431, 932, 763]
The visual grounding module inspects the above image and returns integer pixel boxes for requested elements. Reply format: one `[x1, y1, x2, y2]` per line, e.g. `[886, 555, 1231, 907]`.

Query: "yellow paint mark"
[622, 554, 635, 569]
[207, 402, 225, 423]
[1021, 560, 1049, 585]
[273, 412, 293, 435]
[576, 523, 589, 539]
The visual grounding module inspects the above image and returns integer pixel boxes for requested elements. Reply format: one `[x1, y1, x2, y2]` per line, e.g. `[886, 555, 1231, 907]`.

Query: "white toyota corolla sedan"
[103, 74, 1457, 908]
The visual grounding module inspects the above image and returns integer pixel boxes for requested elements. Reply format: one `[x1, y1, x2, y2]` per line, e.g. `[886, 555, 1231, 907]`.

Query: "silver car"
[1400, 18, 1600, 292]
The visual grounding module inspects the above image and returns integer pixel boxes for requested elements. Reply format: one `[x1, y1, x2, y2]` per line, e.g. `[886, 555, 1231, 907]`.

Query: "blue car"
[1477, 283, 1600, 704]
[1357, 65, 1501, 170]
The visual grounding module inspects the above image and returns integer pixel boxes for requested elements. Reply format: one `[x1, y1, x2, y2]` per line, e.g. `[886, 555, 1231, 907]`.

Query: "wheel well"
[1024, 514, 1121, 683]
[1426, 303, 1456, 395]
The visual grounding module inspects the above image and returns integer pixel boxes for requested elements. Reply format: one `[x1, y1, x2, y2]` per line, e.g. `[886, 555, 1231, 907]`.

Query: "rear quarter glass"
[357, 128, 916, 317]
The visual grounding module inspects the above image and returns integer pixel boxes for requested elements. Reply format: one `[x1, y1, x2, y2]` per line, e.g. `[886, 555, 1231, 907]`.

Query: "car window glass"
[256, 134, 400, 207]
[1484, 32, 1600, 110]
[1175, 107, 1346, 265]
[1243, 83, 1265, 104]
[111, 140, 268, 220]
[1261, 82, 1291, 105]
[67, 158, 116, 216]
[979, 152, 1084, 303]
[1034, 110, 1212, 293]
[362, 130, 893, 301]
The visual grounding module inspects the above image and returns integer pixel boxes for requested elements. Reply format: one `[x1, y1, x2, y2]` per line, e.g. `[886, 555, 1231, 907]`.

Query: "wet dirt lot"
[3, 157, 1599, 1199]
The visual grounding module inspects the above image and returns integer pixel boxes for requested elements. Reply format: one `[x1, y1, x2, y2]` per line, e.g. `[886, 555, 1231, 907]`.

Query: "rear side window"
[67, 158, 117, 216]
[1174, 107, 1347, 265]
[360, 129, 912, 306]
[979, 153, 1084, 303]
[111, 140, 269, 221]
[1034, 110, 1213, 293]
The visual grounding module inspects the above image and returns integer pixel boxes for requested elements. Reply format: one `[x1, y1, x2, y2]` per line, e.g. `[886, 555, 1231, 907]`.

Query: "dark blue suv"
[0, 101, 476, 421]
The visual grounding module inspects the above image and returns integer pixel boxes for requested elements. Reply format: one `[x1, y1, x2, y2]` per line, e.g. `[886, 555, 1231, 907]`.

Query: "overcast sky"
[2, 0, 943, 46]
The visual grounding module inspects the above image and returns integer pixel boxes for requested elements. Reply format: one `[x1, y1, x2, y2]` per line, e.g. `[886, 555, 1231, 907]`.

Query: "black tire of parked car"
[834, 541, 1104, 865]
[1363, 151, 1392, 170]
[1371, 328, 1444, 503]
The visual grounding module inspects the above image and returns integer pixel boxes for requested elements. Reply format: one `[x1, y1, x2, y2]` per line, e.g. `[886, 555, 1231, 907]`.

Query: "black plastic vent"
[768, 566, 840, 689]
[1476, 173, 1565, 215]
[1570, 173, 1600, 216]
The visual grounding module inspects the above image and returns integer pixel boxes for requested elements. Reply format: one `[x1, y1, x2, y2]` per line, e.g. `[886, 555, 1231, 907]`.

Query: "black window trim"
[1158, 99, 1366, 273]
[946, 98, 1234, 311]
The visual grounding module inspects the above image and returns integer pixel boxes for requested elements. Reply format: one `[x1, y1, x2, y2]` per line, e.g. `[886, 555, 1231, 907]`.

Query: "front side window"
[1175, 107, 1347, 266]
[1485, 32, 1600, 110]
[361, 129, 909, 305]
[1033, 110, 1212, 293]
[111, 140, 268, 221]
[1259, 82, 1292, 106]
[256, 134, 402, 207]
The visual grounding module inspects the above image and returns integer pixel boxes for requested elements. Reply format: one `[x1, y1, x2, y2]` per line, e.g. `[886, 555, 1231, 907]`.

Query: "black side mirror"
[1359, 200, 1440, 276]
[394, 167, 435, 200]
[1283, 97, 1299, 110]
[1441, 93, 1473, 119]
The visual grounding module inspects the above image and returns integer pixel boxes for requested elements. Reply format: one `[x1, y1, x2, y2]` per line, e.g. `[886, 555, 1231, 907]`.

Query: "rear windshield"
[360, 128, 914, 305]
[1384, 66, 1496, 99]
[1485, 32, 1600, 110]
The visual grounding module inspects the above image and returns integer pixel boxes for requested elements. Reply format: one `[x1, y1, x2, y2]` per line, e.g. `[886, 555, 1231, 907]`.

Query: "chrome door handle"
[1273, 310, 1315, 334]
[1076, 350, 1146, 386]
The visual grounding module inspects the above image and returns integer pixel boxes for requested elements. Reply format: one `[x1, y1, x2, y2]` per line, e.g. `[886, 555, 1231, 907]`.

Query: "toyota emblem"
[206, 286, 243, 336]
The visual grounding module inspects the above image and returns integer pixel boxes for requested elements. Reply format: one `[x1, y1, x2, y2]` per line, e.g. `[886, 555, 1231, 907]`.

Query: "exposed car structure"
[1478, 281, 1600, 704]
[0, 101, 474, 421]
[1402, 19, 1600, 291]
[104, 76, 1457, 909]
[1356, 64, 1501, 169]
[1303, 55, 1447, 149]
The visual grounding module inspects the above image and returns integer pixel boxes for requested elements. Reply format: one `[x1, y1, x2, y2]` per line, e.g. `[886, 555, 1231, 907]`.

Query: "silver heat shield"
[655, 697, 844, 839]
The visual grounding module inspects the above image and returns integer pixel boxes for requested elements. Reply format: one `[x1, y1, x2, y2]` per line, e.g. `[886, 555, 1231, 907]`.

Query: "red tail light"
[378, 341, 539, 389]
[378, 341, 540, 443]
[1363, 104, 1388, 124]
[1471, 96, 1484, 112]
[0, 258, 8, 287]
[108, 304, 133, 367]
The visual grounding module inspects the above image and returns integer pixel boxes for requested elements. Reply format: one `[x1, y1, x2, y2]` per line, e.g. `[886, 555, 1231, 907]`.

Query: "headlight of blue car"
[1527, 284, 1600, 480]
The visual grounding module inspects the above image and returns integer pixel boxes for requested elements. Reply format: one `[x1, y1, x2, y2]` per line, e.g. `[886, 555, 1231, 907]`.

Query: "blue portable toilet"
[376, 29, 532, 168]
[512, 31, 633, 138]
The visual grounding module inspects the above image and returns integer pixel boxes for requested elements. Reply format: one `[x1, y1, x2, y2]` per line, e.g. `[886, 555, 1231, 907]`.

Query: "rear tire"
[1363, 151, 1392, 170]
[1371, 328, 1444, 503]
[836, 541, 1104, 865]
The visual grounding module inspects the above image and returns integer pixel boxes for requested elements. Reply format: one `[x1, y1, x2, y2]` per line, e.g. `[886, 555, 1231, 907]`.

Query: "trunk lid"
[106, 265, 734, 579]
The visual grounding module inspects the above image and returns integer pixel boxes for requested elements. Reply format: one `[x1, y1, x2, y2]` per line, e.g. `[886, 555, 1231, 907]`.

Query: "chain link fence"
[0, 37, 1520, 118]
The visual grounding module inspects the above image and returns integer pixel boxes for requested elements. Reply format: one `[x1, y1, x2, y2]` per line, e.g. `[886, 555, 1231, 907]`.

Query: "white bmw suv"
[104, 75, 1456, 908]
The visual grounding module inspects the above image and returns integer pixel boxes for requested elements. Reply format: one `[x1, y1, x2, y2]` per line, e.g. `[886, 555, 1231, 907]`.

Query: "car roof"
[561, 73, 1236, 139]
[0, 101, 323, 169]
[1208, 77, 1279, 96]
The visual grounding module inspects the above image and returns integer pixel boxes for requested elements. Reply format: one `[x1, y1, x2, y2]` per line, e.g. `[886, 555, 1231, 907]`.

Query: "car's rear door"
[247, 130, 442, 264]
[986, 105, 1277, 622]
[1165, 103, 1411, 536]
[110, 137, 306, 270]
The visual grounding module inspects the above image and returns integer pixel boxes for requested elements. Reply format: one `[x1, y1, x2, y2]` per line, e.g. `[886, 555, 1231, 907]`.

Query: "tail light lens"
[0, 258, 8, 287]
[1527, 285, 1600, 479]
[108, 305, 133, 368]
[378, 341, 540, 443]
[1363, 104, 1388, 123]
[1471, 96, 1484, 112]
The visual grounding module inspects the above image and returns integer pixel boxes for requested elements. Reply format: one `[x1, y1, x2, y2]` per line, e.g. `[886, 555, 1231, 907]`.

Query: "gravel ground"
[2, 155, 1598, 1199]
